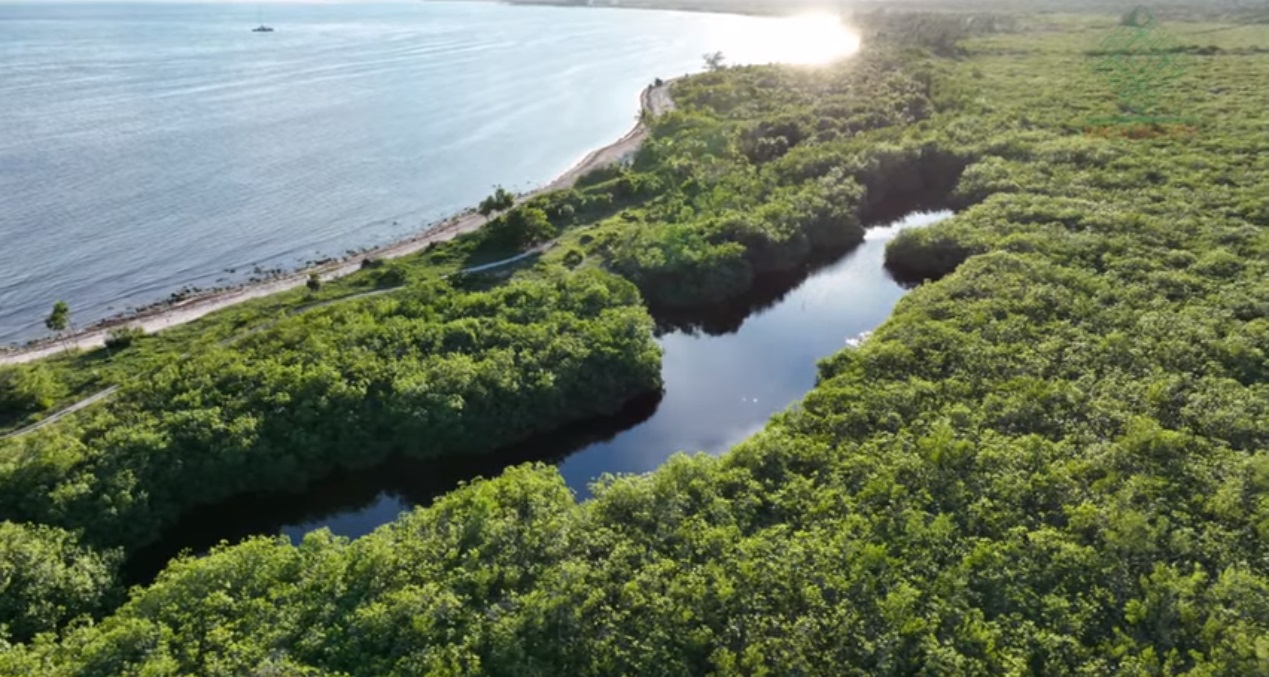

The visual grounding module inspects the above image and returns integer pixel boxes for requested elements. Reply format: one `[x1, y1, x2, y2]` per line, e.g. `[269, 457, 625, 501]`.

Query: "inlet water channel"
[127, 210, 950, 582]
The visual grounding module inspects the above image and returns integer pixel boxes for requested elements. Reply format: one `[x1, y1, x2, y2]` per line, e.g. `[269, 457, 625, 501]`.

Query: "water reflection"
[125, 391, 662, 583]
[557, 211, 949, 492]
[127, 210, 950, 584]
[651, 246, 857, 338]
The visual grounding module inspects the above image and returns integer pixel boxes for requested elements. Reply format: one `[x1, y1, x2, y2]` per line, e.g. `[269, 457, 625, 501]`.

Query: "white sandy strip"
[1, 82, 675, 366]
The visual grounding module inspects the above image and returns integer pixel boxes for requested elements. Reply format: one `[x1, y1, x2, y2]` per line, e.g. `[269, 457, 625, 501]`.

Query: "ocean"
[0, 2, 840, 344]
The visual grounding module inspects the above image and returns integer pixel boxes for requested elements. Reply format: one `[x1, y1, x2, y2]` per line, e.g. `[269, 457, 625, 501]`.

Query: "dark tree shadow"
[123, 390, 662, 585]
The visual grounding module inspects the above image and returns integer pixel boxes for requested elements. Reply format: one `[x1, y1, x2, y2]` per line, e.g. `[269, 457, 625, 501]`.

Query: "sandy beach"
[1, 81, 674, 366]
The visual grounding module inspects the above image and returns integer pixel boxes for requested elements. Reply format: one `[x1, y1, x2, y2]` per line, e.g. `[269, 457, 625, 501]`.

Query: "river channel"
[126, 210, 950, 582]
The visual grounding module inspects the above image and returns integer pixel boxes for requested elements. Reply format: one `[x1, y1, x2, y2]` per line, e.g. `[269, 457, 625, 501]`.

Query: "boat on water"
[251, 7, 273, 32]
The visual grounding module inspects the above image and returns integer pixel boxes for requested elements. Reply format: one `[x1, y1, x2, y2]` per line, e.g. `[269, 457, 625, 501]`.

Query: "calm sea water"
[0, 2, 827, 344]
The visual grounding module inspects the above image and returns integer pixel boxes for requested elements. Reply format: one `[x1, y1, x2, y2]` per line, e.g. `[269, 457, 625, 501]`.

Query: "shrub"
[373, 267, 408, 289]
[0, 365, 63, 416]
[104, 326, 145, 351]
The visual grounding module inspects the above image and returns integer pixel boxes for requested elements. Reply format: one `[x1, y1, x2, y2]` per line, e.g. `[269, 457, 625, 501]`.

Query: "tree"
[307, 273, 322, 293]
[478, 186, 516, 217]
[0, 521, 120, 642]
[488, 207, 557, 249]
[44, 300, 72, 352]
[703, 51, 726, 72]
[44, 301, 69, 334]
[104, 326, 145, 351]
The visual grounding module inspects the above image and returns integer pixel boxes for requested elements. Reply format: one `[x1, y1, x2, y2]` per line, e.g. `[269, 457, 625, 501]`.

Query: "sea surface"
[0, 2, 849, 344]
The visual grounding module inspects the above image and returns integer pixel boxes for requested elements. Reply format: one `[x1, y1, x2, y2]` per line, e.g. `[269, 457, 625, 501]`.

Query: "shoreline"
[487, 0, 812, 18]
[1, 81, 674, 366]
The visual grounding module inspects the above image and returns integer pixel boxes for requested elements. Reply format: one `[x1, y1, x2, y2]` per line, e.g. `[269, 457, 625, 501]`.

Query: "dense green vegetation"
[2, 7, 1268, 675]
[540, 47, 970, 307]
[0, 271, 660, 616]
[0, 522, 119, 642]
[0, 212, 571, 436]
[0, 37, 961, 432]
[0, 365, 66, 419]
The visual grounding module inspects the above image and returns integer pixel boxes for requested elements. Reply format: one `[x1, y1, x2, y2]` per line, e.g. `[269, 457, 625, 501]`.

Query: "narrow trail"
[0, 242, 557, 441]
[1, 82, 676, 440]
[1, 81, 675, 367]
[0, 387, 119, 442]
[225, 242, 556, 346]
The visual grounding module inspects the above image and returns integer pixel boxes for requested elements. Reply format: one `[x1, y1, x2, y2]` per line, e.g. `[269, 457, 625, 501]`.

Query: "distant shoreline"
[0, 81, 674, 366]
[477, 0, 957, 18]
[486, 0, 784, 17]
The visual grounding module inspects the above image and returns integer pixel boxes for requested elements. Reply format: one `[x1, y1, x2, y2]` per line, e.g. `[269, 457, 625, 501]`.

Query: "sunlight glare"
[711, 13, 863, 67]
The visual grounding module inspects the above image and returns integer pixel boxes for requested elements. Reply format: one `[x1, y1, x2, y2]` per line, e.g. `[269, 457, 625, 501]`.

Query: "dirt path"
[230, 242, 557, 344]
[0, 387, 118, 442]
[1, 81, 675, 367]
[0, 240, 561, 441]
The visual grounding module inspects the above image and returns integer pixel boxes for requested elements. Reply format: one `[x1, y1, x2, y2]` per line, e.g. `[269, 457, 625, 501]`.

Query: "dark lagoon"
[126, 210, 951, 582]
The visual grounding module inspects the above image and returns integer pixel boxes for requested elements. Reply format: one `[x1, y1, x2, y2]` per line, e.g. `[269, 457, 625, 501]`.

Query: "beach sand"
[1, 81, 675, 366]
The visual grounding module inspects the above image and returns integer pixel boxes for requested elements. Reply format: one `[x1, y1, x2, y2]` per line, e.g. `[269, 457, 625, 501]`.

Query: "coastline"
[1, 81, 674, 366]
[487, 0, 811, 18]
